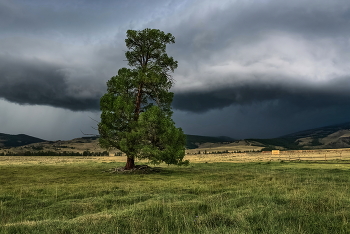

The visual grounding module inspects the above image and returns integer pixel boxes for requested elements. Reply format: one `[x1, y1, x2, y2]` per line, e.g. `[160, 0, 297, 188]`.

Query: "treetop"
[125, 28, 178, 75]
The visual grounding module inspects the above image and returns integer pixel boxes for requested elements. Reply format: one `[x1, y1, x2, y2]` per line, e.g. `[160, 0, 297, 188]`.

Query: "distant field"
[1, 156, 350, 233]
[2, 147, 350, 165]
[186, 148, 350, 163]
[0, 156, 128, 165]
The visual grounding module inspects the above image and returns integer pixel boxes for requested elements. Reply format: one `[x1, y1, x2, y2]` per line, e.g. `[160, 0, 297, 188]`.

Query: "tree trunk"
[125, 157, 135, 170]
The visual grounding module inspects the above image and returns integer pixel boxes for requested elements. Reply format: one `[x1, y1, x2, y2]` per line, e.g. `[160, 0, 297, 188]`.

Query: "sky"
[1, 0, 350, 141]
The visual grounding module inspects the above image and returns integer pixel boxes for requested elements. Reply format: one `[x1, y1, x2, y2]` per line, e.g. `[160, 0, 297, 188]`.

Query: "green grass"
[1, 161, 350, 233]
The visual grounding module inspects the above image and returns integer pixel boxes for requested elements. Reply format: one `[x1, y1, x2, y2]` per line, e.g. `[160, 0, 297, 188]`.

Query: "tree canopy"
[98, 28, 187, 170]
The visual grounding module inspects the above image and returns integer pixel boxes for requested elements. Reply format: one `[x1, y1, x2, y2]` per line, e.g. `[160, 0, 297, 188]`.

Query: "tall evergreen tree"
[98, 28, 187, 170]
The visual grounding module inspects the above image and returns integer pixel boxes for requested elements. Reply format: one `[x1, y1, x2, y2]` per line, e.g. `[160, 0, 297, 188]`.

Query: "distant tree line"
[190, 149, 261, 155]
[192, 150, 230, 154]
[0, 151, 109, 156]
[260, 147, 277, 151]
[205, 150, 230, 154]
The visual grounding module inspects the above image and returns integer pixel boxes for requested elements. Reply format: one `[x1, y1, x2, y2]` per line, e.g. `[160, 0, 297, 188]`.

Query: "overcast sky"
[1, 0, 350, 140]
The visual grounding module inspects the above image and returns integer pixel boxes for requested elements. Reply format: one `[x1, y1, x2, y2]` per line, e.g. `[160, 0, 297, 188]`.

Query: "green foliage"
[125, 28, 178, 78]
[136, 106, 187, 165]
[98, 28, 186, 167]
[260, 146, 277, 151]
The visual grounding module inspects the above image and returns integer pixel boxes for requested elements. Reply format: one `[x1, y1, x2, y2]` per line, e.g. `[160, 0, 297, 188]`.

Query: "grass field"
[1, 156, 350, 233]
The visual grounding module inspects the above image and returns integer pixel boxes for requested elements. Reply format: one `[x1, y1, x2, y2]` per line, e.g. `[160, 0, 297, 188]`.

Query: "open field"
[1, 155, 350, 233]
[0, 156, 129, 165]
[2, 147, 350, 165]
[186, 148, 350, 163]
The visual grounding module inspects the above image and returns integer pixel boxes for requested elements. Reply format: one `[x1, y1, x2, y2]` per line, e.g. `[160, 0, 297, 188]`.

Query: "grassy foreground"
[1, 159, 350, 233]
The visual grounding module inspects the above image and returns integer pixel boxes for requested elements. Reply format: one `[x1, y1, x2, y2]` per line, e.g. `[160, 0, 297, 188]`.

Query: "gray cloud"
[0, 55, 101, 111]
[0, 0, 179, 39]
[157, 0, 350, 126]
[172, 101, 350, 140]
[173, 76, 350, 113]
[2, 0, 350, 112]
[163, 0, 350, 73]
[0, 99, 101, 141]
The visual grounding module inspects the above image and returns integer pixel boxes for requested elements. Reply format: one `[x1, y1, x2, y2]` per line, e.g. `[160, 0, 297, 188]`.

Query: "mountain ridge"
[248, 122, 350, 150]
[280, 122, 350, 139]
[1, 121, 350, 150]
[0, 133, 46, 148]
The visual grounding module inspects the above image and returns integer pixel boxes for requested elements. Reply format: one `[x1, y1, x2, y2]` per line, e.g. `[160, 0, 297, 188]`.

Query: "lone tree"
[98, 28, 187, 170]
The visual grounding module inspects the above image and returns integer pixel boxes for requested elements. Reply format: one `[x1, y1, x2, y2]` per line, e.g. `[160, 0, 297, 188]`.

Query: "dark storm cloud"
[229, 0, 350, 38]
[1, 0, 350, 140]
[0, 0, 111, 35]
[0, 0, 177, 37]
[163, 0, 350, 59]
[0, 0, 179, 111]
[0, 55, 100, 111]
[2, 0, 350, 113]
[159, 0, 350, 120]
[172, 76, 350, 113]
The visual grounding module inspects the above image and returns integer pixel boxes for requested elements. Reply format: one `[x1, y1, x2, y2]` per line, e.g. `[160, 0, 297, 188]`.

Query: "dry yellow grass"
[2, 148, 349, 166]
[184, 148, 350, 163]
[0, 155, 146, 165]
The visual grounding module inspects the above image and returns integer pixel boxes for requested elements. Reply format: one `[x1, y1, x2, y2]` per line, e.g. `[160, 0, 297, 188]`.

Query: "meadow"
[1, 156, 350, 233]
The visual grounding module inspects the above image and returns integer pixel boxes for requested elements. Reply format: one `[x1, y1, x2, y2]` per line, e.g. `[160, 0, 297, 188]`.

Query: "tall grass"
[1, 160, 350, 233]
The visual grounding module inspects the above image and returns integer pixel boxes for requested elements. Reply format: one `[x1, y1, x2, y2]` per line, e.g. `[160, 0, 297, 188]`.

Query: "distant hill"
[71, 135, 235, 149]
[59, 134, 235, 149]
[0, 133, 235, 150]
[248, 122, 350, 150]
[246, 138, 300, 150]
[281, 122, 350, 139]
[2, 122, 350, 151]
[186, 135, 234, 149]
[0, 133, 46, 148]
